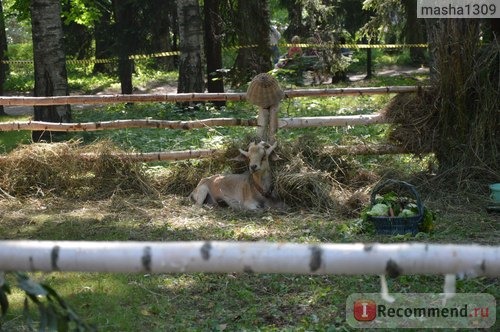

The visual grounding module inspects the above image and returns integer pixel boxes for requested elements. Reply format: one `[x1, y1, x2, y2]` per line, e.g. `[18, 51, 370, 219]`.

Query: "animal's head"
[237, 141, 278, 173]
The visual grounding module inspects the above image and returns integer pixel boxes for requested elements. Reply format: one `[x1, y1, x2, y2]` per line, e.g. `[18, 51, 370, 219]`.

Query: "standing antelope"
[189, 141, 286, 211]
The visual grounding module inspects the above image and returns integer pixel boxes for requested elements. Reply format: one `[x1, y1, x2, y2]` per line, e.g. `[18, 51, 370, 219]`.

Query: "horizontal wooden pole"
[322, 144, 430, 156]
[0, 86, 426, 106]
[0, 144, 425, 163]
[81, 149, 220, 162]
[0, 241, 497, 276]
[279, 114, 387, 128]
[0, 114, 388, 132]
[0, 93, 246, 106]
[283, 86, 425, 98]
[0, 118, 258, 132]
[88, 144, 428, 161]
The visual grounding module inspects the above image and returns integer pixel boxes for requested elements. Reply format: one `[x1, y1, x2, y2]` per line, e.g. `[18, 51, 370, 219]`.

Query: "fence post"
[247, 73, 284, 144]
[256, 104, 279, 144]
[268, 104, 279, 144]
[257, 107, 270, 141]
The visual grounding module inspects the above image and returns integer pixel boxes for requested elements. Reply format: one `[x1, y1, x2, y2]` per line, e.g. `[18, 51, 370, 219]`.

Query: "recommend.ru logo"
[346, 293, 496, 328]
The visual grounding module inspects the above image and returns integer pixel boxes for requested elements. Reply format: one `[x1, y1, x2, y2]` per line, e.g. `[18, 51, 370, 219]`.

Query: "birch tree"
[177, 0, 204, 94]
[30, 0, 71, 141]
[0, 0, 7, 116]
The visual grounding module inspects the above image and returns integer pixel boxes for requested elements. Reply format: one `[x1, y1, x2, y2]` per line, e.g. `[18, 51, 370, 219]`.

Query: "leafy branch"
[0, 272, 96, 331]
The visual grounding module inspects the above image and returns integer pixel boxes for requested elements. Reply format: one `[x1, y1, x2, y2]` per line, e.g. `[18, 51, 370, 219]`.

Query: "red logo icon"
[354, 299, 377, 321]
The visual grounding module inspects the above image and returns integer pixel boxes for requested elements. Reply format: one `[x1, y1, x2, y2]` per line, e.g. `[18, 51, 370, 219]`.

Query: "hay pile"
[0, 140, 152, 199]
[152, 135, 370, 213]
[153, 139, 253, 196]
[0, 137, 373, 214]
[382, 90, 439, 154]
[273, 157, 339, 212]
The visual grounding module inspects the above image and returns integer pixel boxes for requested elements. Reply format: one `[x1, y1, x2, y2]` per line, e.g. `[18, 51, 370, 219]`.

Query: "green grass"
[0, 193, 498, 331]
[349, 48, 428, 73]
[1, 55, 498, 331]
[0, 115, 31, 153]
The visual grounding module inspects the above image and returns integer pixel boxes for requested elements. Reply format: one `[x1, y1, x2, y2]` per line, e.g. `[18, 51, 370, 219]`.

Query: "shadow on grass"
[0, 192, 498, 331]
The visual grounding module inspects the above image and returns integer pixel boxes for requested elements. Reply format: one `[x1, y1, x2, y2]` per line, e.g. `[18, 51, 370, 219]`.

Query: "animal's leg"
[190, 184, 210, 206]
[243, 199, 265, 211]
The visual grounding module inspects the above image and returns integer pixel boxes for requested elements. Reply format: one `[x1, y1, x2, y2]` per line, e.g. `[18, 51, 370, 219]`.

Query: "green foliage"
[8, 0, 31, 22]
[0, 190, 496, 330]
[358, 0, 405, 43]
[5, 42, 33, 60]
[1, 272, 95, 331]
[61, 0, 102, 27]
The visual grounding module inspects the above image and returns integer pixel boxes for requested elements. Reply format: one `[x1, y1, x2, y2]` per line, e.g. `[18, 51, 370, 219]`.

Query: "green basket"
[368, 180, 424, 235]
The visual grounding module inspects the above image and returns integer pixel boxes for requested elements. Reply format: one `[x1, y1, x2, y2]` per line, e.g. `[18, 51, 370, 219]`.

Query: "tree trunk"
[402, 0, 425, 65]
[176, 0, 205, 94]
[93, 3, 114, 74]
[204, 0, 225, 107]
[427, 19, 499, 179]
[365, 46, 373, 79]
[30, 0, 71, 141]
[150, 0, 175, 71]
[112, 0, 134, 94]
[0, 0, 8, 116]
[232, 0, 271, 85]
[281, 0, 305, 40]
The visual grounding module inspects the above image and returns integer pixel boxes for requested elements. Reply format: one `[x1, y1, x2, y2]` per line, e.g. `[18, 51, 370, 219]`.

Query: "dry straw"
[383, 89, 438, 155]
[0, 137, 373, 214]
[0, 140, 152, 198]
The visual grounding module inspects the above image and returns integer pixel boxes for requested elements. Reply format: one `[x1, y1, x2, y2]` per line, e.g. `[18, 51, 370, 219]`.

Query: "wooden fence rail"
[0, 86, 425, 106]
[0, 144, 424, 162]
[0, 114, 386, 132]
[0, 86, 426, 160]
[0, 241, 498, 276]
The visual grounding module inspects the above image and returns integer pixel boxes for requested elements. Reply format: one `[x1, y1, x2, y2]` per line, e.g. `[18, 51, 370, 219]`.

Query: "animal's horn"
[266, 141, 278, 155]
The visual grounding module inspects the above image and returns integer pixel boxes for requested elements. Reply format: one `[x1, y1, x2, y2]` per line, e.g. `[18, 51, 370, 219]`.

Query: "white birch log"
[0, 118, 258, 132]
[0, 145, 424, 163]
[283, 86, 424, 98]
[0, 86, 425, 106]
[321, 144, 431, 156]
[278, 113, 387, 128]
[0, 241, 498, 277]
[79, 149, 220, 162]
[0, 115, 388, 133]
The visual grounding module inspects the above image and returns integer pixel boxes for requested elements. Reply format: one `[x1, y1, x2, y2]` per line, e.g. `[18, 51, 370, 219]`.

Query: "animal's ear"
[230, 149, 249, 161]
[239, 148, 250, 157]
